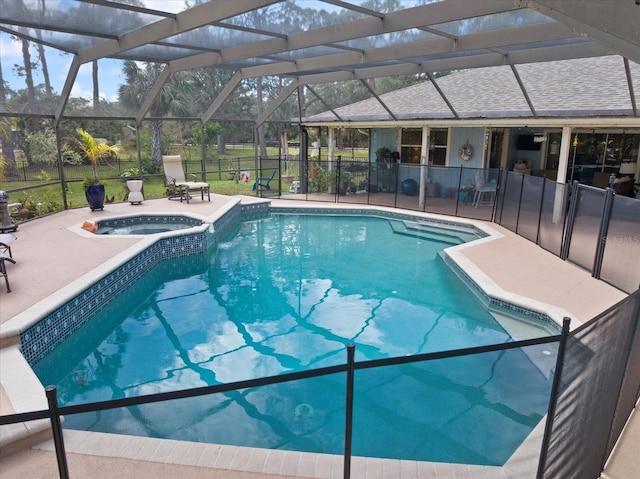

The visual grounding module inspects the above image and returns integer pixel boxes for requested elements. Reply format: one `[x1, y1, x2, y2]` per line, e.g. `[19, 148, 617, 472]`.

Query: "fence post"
[336, 155, 342, 203]
[54, 126, 69, 210]
[536, 317, 571, 479]
[200, 124, 207, 183]
[490, 168, 502, 223]
[496, 170, 509, 224]
[514, 172, 526, 234]
[278, 155, 283, 197]
[535, 176, 548, 245]
[592, 188, 614, 279]
[454, 166, 463, 217]
[561, 181, 580, 260]
[343, 343, 355, 479]
[45, 385, 70, 479]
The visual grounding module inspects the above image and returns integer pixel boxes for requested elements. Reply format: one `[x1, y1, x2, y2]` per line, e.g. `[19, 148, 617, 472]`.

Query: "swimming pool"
[32, 212, 558, 465]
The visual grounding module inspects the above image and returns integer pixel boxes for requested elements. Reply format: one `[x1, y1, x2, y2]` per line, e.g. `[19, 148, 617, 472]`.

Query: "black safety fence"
[3, 290, 639, 479]
[540, 289, 640, 478]
[496, 170, 640, 294]
[2, 332, 569, 479]
[269, 157, 501, 223]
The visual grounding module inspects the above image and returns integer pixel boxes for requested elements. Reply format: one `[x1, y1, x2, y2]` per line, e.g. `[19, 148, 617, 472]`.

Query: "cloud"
[73, 60, 123, 101]
[142, 1, 187, 14]
[0, 35, 23, 60]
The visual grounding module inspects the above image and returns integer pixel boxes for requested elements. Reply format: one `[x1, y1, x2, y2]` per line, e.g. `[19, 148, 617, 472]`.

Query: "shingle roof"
[303, 56, 639, 123]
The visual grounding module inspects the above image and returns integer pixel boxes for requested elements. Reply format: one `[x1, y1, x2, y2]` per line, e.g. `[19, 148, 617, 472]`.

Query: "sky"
[0, 0, 190, 101]
[1, 32, 124, 102]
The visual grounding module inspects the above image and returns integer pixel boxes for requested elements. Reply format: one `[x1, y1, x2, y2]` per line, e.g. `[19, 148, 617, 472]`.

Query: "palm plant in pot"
[72, 128, 117, 211]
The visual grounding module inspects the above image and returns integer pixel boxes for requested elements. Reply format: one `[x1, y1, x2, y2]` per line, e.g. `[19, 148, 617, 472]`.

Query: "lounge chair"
[252, 170, 277, 191]
[162, 155, 211, 203]
[0, 233, 16, 258]
[0, 252, 16, 292]
[472, 170, 497, 208]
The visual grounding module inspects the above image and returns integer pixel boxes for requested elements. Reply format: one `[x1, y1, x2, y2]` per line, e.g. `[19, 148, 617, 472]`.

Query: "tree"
[118, 61, 192, 170]
[36, 44, 52, 96]
[19, 38, 37, 116]
[185, 66, 254, 154]
[255, 76, 267, 158]
[0, 57, 18, 178]
[70, 128, 117, 184]
[192, 122, 222, 148]
[92, 60, 99, 110]
[36, 0, 52, 95]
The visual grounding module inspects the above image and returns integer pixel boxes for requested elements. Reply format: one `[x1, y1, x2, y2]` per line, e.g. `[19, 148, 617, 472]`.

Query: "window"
[429, 129, 448, 166]
[573, 132, 639, 167]
[570, 131, 640, 185]
[400, 128, 449, 165]
[400, 128, 422, 164]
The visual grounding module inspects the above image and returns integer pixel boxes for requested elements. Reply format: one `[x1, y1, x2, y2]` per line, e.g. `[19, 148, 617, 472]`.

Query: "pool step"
[414, 219, 485, 243]
[388, 219, 482, 245]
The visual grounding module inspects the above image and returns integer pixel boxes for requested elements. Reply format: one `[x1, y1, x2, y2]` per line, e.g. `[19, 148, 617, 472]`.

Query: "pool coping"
[72, 211, 208, 238]
[0, 200, 578, 475]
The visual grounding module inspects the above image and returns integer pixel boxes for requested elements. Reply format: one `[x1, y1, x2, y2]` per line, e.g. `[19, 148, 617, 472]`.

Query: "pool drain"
[295, 403, 315, 418]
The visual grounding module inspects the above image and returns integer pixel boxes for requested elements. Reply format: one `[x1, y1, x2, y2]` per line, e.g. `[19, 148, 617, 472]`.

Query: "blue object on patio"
[253, 170, 277, 191]
[401, 179, 418, 196]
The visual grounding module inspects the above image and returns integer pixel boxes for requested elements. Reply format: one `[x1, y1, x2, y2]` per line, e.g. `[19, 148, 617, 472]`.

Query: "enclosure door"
[488, 129, 506, 169]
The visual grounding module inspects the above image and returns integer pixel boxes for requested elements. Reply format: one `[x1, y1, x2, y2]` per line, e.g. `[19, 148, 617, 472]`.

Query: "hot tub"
[96, 214, 203, 235]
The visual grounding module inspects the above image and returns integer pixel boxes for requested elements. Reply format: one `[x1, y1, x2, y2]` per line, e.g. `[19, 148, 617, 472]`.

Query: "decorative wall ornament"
[459, 142, 474, 161]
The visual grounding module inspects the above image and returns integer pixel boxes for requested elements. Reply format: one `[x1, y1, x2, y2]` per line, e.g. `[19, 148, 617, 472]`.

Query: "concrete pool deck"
[0, 195, 636, 478]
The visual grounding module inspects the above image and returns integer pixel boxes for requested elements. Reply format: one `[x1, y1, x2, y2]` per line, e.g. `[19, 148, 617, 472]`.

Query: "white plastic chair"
[472, 170, 497, 208]
[162, 155, 210, 203]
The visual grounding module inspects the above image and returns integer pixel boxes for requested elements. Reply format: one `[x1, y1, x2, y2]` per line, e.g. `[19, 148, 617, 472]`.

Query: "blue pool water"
[34, 214, 555, 465]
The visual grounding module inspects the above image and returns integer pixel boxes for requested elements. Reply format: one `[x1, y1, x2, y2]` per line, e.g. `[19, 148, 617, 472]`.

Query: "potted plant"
[72, 128, 117, 211]
[338, 172, 351, 195]
[375, 146, 391, 162]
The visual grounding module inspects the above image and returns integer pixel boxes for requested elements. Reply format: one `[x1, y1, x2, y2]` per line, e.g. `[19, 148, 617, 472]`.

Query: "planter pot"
[126, 180, 144, 205]
[282, 175, 294, 183]
[85, 184, 105, 211]
[426, 182, 441, 198]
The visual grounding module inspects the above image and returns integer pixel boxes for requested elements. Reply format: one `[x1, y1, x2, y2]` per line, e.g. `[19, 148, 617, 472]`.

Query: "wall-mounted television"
[516, 134, 542, 151]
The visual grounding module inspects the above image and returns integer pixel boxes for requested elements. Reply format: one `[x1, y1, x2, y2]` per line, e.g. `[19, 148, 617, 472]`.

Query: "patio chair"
[0, 252, 16, 292]
[0, 233, 16, 258]
[162, 155, 211, 204]
[252, 169, 277, 191]
[472, 170, 497, 208]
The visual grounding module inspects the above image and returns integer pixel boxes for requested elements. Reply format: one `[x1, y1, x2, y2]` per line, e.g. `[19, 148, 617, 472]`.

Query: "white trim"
[302, 119, 640, 129]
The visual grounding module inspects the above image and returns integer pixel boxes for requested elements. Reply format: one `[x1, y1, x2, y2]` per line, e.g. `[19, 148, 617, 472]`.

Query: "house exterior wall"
[448, 127, 485, 168]
[370, 128, 397, 161]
